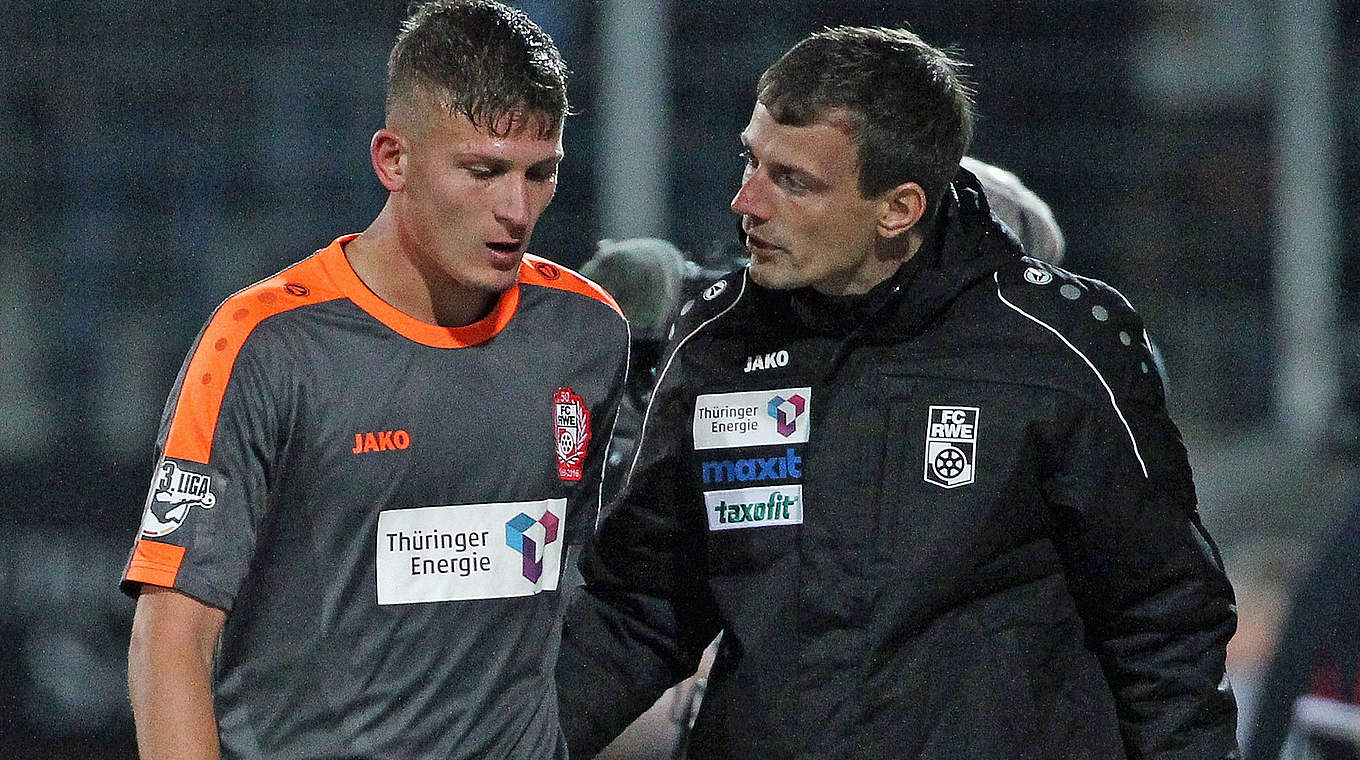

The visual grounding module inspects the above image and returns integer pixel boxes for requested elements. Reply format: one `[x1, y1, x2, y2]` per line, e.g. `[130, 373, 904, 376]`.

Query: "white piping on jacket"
[622, 272, 750, 490]
[994, 272, 1149, 478]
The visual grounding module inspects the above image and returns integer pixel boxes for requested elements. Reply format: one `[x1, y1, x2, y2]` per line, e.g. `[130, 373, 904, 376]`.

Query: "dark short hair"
[386, 0, 569, 138]
[757, 26, 974, 221]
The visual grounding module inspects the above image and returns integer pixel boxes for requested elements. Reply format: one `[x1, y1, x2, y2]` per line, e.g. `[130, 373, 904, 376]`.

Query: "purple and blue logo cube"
[766, 393, 807, 438]
[506, 510, 560, 583]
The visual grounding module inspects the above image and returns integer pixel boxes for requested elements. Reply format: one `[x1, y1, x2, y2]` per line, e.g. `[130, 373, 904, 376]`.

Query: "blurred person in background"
[1246, 478, 1360, 760]
[120, 2, 626, 758]
[558, 24, 1239, 759]
[960, 155, 1065, 266]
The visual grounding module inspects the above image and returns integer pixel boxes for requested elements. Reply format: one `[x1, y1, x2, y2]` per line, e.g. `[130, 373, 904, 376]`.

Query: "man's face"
[395, 107, 563, 295]
[731, 103, 893, 295]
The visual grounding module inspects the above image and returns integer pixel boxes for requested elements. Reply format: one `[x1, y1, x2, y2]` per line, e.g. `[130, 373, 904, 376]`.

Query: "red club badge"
[554, 388, 591, 481]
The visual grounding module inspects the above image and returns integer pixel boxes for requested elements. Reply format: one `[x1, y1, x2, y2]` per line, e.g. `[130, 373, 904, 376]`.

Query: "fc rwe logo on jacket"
[924, 406, 978, 488]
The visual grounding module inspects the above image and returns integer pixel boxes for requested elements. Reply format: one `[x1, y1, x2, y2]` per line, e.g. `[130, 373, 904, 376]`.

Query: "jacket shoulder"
[994, 257, 1165, 405]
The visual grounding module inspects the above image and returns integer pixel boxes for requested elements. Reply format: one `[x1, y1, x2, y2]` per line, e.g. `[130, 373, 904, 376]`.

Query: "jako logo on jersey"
[767, 393, 806, 437]
[704, 484, 804, 531]
[701, 447, 802, 484]
[554, 387, 592, 481]
[1024, 267, 1053, 286]
[140, 459, 216, 538]
[693, 387, 812, 449]
[352, 430, 411, 453]
[924, 406, 979, 488]
[743, 350, 789, 373]
[506, 510, 560, 583]
[703, 280, 727, 300]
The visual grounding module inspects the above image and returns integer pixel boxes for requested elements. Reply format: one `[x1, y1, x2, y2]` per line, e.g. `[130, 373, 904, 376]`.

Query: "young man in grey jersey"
[123, 3, 627, 758]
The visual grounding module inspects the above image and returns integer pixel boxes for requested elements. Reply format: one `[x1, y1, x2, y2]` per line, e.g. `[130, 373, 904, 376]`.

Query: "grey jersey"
[122, 235, 629, 759]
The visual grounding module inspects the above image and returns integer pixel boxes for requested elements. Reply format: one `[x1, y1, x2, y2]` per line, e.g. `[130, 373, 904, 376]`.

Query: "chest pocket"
[869, 374, 1055, 583]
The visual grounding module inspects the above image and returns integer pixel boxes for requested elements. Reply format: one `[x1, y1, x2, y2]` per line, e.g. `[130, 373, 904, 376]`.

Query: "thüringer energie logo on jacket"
[375, 498, 565, 605]
[692, 387, 811, 449]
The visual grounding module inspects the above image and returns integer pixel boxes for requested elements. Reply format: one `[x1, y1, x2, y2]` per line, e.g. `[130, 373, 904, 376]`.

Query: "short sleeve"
[120, 317, 287, 612]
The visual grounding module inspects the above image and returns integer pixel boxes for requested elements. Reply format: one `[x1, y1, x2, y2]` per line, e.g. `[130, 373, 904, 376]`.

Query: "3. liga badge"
[554, 387, 591, 482]
[924, 406, 978, 489]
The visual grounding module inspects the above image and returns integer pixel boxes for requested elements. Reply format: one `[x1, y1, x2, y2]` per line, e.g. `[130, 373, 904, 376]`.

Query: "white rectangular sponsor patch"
[376, 498, 565, 605]
[704, 485, 803, 531]
[692, 387, 811, 450]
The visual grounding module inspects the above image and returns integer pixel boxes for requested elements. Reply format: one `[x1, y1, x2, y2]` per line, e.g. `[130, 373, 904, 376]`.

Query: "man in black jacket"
[559, 25, 1239, 759]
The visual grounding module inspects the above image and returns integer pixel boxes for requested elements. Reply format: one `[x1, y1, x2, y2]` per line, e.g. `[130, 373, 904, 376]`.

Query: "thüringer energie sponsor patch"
[692, 388, 811, 450]
[376, 498, 565, 605]
[704, 485, 803, 531]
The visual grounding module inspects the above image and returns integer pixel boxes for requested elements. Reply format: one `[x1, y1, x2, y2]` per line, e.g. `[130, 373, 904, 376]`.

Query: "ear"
[877, 181, 927, 240]
[370, 128, 408, 192]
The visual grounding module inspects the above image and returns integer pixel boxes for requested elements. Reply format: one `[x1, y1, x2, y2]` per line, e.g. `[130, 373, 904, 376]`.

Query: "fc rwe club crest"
[924, 406, 978, 488]
[554, 388, 591, 481]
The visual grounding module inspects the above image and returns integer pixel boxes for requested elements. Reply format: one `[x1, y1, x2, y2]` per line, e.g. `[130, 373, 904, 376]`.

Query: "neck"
[344, 201, 498, 328]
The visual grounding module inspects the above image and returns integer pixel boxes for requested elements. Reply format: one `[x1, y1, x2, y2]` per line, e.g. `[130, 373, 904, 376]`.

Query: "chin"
[748, 262, 804, 291]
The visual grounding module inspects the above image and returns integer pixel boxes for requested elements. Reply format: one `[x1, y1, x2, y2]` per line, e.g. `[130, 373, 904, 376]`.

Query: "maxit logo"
[701, 447, 802, 484]
[505, 510, 560, 583]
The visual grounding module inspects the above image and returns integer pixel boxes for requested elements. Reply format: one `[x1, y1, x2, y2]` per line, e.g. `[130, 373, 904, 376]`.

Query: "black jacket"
[559, 173, 1239, 759]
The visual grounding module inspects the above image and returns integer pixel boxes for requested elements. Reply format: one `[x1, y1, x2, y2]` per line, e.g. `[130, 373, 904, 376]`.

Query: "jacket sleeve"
[557, 357, 723, 759]
[1043, 318, 1240, 759]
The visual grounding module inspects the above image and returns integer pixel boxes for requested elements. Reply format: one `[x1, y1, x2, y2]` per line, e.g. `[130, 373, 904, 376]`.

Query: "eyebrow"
[739, 133, 828, 190]
[455, 152, 564, 170]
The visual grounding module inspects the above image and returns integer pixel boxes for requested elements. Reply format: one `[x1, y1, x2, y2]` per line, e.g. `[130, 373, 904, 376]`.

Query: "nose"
[495, 178, 531, 233]
[730, 170, 768, 222]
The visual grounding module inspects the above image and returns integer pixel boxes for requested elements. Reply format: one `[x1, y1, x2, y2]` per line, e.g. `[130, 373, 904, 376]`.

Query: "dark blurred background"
[2, 0, 1357, 756]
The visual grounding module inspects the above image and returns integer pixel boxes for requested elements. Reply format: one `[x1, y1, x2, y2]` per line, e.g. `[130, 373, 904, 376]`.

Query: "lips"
[744, 231, 783, 254]
[485, 241, 524, 270]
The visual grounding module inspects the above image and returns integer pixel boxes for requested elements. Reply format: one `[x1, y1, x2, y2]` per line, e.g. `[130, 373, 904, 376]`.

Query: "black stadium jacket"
[559, 172, 1239, 759]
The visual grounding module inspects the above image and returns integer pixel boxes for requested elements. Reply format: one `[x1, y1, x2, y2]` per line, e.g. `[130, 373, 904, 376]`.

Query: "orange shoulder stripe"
[163, 252, 344, 464]
[520, 254, 624, 318]
[125, 540, 187, 588]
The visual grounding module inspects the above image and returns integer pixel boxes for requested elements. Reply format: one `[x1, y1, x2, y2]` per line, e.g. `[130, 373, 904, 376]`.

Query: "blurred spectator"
[962, 155, 1066, 265]
[1246, 494, 1360, 760]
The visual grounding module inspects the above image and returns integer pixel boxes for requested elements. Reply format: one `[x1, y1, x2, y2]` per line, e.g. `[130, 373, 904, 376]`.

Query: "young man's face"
[396, 106, 563, 295]
[732, 103, 897, 296]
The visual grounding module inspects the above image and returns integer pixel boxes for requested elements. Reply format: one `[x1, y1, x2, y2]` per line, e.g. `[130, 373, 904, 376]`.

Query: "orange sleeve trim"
[315, 236, 522, 349]
[163, 246, 347, 464]
[125, 540, 188, 588]
[520, 254, 624, 318]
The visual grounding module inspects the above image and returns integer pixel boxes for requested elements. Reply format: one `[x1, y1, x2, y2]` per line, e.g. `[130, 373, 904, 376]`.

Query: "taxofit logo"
[506, 510, 560, 583]
[692, 387, 812, 450]
[704, 485, 803, 531]
[140, 459, 216, 538]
